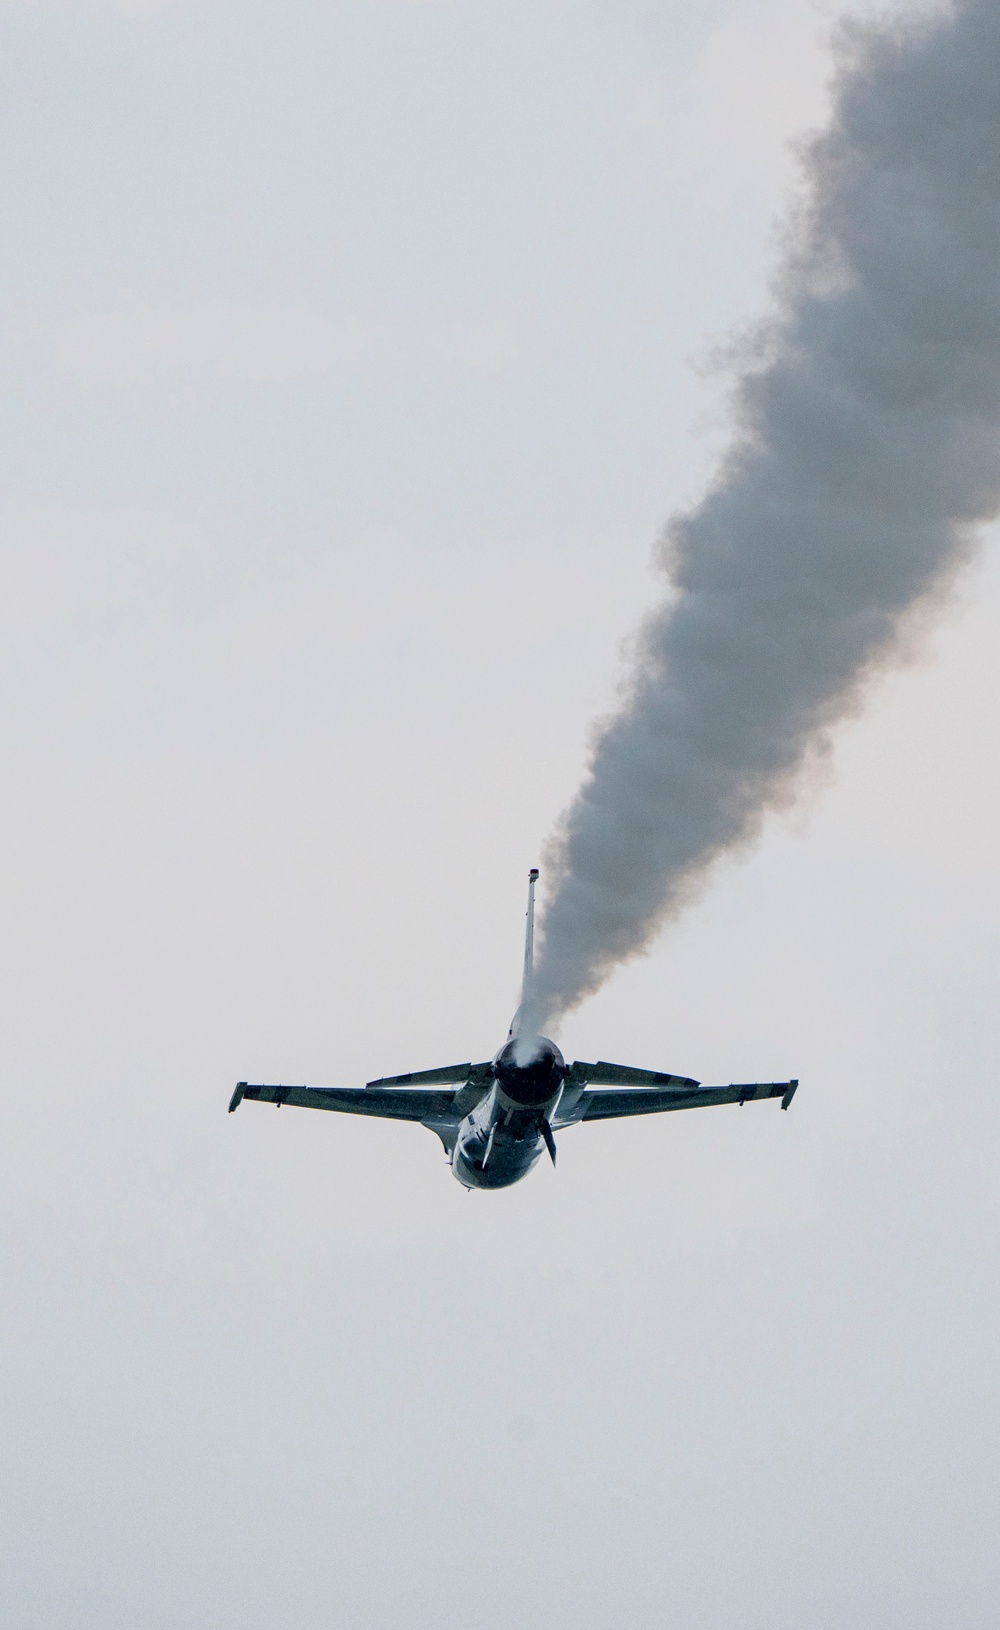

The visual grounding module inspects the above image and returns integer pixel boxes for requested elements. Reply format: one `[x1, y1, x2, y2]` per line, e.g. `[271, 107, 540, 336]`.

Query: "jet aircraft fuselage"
[451, 1035, 566, 1189]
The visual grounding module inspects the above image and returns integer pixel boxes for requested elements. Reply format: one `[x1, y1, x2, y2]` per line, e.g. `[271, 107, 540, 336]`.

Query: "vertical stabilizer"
[521, 868, 539, 1010]
[509, 869, 541, 1056]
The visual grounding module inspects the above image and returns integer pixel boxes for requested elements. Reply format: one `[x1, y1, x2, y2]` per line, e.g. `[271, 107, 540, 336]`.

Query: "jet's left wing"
[228, 1061, 495, 1155]
[229, 1081, 458, 1120]
[554, 1061, 797, 1127]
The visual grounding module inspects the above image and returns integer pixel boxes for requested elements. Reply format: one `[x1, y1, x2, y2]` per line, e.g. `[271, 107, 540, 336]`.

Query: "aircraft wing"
[228, 1061, 495, 1155]
[228, 1081, 459, 1119]
[555, 1065, 797, 1126]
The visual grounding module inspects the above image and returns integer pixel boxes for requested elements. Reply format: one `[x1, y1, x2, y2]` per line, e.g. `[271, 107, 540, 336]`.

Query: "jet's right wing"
[554, 1060, 798, 1126]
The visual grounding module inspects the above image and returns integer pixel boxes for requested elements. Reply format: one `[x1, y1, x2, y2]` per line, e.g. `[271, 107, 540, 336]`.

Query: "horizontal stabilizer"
[567, 1060, 699, 1090]
[367, 1061, 492, 1089]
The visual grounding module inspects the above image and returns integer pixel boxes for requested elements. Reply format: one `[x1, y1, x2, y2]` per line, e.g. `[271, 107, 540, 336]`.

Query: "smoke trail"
[529, 0, 1000, 1035]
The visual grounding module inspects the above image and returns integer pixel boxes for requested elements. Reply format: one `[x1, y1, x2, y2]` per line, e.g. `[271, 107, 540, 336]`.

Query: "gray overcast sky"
[1, 1, 998, 1627]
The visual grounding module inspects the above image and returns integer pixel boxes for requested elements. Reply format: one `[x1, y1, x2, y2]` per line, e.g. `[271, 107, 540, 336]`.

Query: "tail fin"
[509, 869, 540, 1052]
[521, 868, 539, 1011]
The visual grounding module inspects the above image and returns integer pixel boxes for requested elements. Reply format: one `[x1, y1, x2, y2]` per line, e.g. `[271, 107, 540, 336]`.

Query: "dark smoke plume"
[529, 0, 1000, 1035]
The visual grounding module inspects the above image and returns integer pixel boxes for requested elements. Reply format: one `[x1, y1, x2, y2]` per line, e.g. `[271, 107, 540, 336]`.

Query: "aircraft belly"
[451, 1121, 545, 1190]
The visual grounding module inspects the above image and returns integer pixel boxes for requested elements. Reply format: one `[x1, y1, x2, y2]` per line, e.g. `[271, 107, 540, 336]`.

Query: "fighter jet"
[229, 869, 798, 1189]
